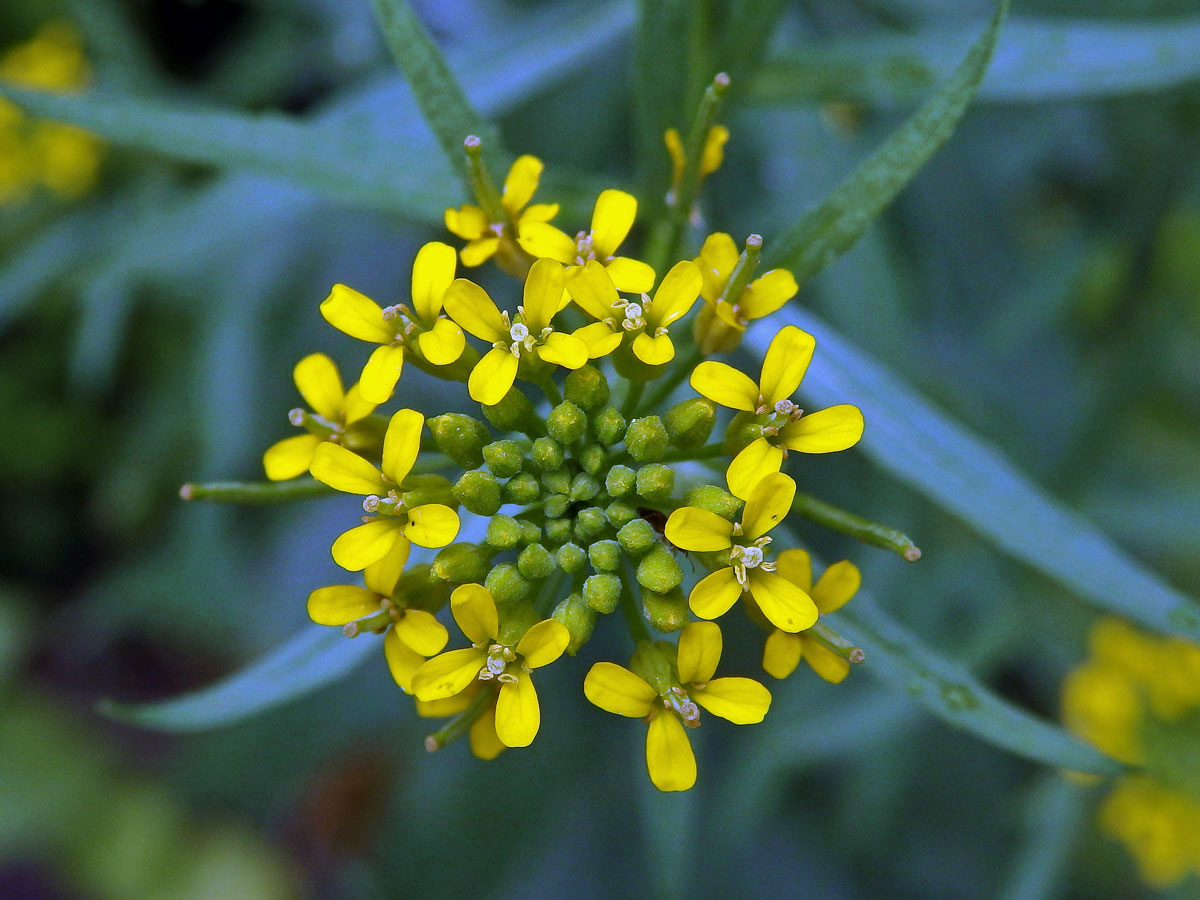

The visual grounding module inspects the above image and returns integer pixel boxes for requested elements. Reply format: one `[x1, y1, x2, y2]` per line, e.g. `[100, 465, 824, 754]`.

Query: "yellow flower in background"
[583, 622, 771, 792]
[665, 125, 729, 202]
[518, 188, 656, 293]
[695, 231, 798, 331]
[443, 257, 588, 404]
[691, 324, 864, 499]
[444, 154, 558, 268]
[665, 471, 818, 633]
[319, 241, 464, 403]
[411, 584, 569, 748]
[307, 551, 448, 692]
[761, 550, 861, 683]
[564, 258, 702, 364]
[309, 408, 460, 570]
[262, 353, 378, 481]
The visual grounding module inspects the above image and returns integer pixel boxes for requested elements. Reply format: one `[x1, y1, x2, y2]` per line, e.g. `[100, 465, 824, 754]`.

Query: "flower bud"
[502, 472, 540, 504]
[400, 474, 454, 508]
[584, 573, 622, 614]
[592, 406, 627, 446]
[452, 469, 502, 516]
[635, 464, 674, 504]
[485, 563, 530, 604]
[531, 436, 565, 471]
[642, 587, 689, 632]
[553, 592, 596, 656]
[428, 413, 490, 468]
[570, 472, 601, 502]
[431, 543, 492, 584]
[574, 506, 607, 542]
[625, 416, 668, 462]
[605, 464, 636, 497]
[605, 500, 638, 529]
[579, 444, 606, 475]
[617, 517, 658, 557]
[396, 563, 452, 613]
[588, 539, 621, 572]
[636, 545, 683, 593]
[519, 519, 542, 545]
[683, 484, 742, 521]
[541, 469, 571, 495]
[544, 493, 570, 519]
[517, 542, 555, 580]
[482, 385, 538, 433]
[556, 542, 587, 574]
[482, 439, 524, 478]
[564, 365, 610, 410]
[544, 516, 573, 545]
[546, 400, 588, 445]
[664, 398, 716, 449]
[723, 411, 763, 457]
[485, 514, 523, 550]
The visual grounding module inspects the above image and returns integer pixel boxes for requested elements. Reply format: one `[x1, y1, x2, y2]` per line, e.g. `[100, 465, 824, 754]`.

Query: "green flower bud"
[724, 410, 763, 457]
[485, 563, 530, 604]
[584, 573, 622, 614]
[683, 484, 742, 521]
[431, 543, 491, 584]
[541, 469, 571, 495]
[482, 385, 538, 433]
[544, 493, 570, 519]
[556, 542, 587, 574]
[588, 539, 621, 572]
[574, 506, 607, 542]
[605, 464, 636, 497]
[631, 638, 676, 689]
[546, 400, 588, 445]
[400, 473, 454, 509]
[451, 469, 502, 516]
[517, 542, 555, 580]
[625, 415, 668, 462]
[605, 499, 639, 529]
[531, 436, 565, 471]
[617, 517, 658, 557]
[503, 472, 540, 504]
[519, 519, 542, 545]
[564, 365, 610, 410]
[635, 464, 674, 504]
[664, 398, 717, 449]
[396, 563, 451, 613]
[570, 472, 601, 502]
[544, 516, 572, 546]
[642, 587, 688, 632]
[552, 592, 596, 655]
[592, 406, 627, 446]
[485, 514, 523, 550]
[497, 602, 539, 646]
[636, 545, 683, 593]
[579, 444, 607, 475]
[428, 413, 490, 468]
[482, 439, 524, 478]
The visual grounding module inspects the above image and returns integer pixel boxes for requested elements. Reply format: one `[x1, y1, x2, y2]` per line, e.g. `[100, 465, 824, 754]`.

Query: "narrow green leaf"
[632, 0, 692, 209]
[764, 0, 1009, 281]
[750, 306, 1200, 640]
[997, 774, 1091, 900]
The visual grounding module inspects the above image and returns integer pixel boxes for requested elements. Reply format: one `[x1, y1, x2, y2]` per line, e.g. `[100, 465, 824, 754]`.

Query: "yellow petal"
[460, 236, 500, 267]
[341, 384, 378, 425]
[689, 361, 759, 411]
[646, 708, 696, 792]
[519, 202, 560, 224]
[444, 204, 488, 240]
[416, 684, 476, 717]
[384, 628, 425, 692]
[664, 507, 734, 552]
[416, 316, 466, 366]
[517, 221, 576, 263]
[774, 548, 813, 594]
[676, 621, 722, 685]
[262, 434, 321, 481]
[404, 504, 460, 548]
[574, 321, 624, 359]
[522, 258, 566, 332]
[664, 128, 685, 185]
[632, 331, 675, 366]
[778, 405, 865, 453]
[469, 704, 506, 760]
[309, 443, 387, 495]
[381, 408, 423, 485]
[292, 352, 344, 420]
[741, 471, 796, 539]
[801, 635, 851, 684]
[412, 647, 485, 701]
[501, 154, 542, 216]
[583, 662, 656, 717]
[537, 331, 588, 370]
[320, 283, 394, 344]
[358, 343, 405, 405]
[688, 567, 743, 620]
[725, 437, 785, 501]
[646, 260, 702, 328]
[396, 608, 449, 657]
[747, 570, 819, 633]
[590, 189, 637, 259]
[331, 518, 406, 571]
[565, 259, 620, 321]
[495, 670, 541, 747]
[604, 257, 656, 294]
[450, 583, 499, 644]
[411, 241, 457, 322]
[468, 347, 519, 405]
[696, 232, 738, 301]
[442, 278, 508, 343]
[515, 619, 569, 669]
[692, 676, 770, 724]
[363, 541, 410, 596]
[700, 124, 729, 176]
[762, 629, 802, 679]
[740, 269, 798, 321]
[306, 585, 377, 626]
[758, 325, 816, 407]
[812, 560, 861, 615]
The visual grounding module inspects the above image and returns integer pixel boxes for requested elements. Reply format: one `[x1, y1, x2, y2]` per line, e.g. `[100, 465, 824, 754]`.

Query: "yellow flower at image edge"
[584, 622, 770, 792]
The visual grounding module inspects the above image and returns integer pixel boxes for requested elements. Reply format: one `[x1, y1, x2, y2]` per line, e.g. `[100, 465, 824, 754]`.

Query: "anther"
[288, 408, 306, 426]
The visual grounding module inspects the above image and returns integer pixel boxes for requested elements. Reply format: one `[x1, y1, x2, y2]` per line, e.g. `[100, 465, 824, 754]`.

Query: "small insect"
[638, 507, 691, 563]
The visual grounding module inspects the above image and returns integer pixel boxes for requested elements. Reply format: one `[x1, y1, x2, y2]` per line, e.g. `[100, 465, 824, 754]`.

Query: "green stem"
[463, 136, 507, 224]
[537, 377, 563, 408]
[664, 72, 731, 262]
[424, 683, 498, 752]
[621, 380, 646, 421]
[809, 621, 865, 664]
[179, 478, 334, 504]
[716, 233, 763, 306]
[639, 346, 704, 414]
[658, 442, 725, 463]
[619, 569, 652, 646]
[792, 492, 922, 561]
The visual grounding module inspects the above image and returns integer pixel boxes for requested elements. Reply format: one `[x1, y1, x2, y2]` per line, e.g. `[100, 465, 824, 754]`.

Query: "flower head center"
[663, 687, 701, 728]
[740, 545, 764, 569]
[510, 322, 530, 343]
[774, 399, 799, 416]
[574, 231, 596, 263]
[729, 538, 775, 586]
[479, 643, 519, 683]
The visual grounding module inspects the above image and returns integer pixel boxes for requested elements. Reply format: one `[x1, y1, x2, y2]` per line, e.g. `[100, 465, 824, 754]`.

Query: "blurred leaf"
[997, 774, 1091, 900]
[764, 0, 1009, 282]
[749, 16, 1200, 107]
[752, 306, 1200, 641]
[632, 0, 692, 205]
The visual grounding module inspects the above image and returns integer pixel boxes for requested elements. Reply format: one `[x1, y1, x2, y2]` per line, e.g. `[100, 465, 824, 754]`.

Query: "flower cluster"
[253, 129, 870, 791]
[1063, 618, 1200, 886]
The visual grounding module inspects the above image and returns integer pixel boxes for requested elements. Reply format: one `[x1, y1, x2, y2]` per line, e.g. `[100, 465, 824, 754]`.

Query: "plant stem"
[809, 622, 865, 664]
[791, 492, 922, 561]
[621, 380, 645, 421]
[619, 570, 652, 646]
[424, 683, 497, 752]
[179, 478, 334, 504]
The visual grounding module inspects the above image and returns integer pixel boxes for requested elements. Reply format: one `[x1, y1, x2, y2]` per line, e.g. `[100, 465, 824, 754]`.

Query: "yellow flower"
[319, 242, 464, 404]
[583, 622, 771, 792]
[665, 125, 729, 201]
[307, 550, 448, 692]
[309, 408, 460, 571]
[694, 231, 797, 333]
[760, 549, 861, 683]
[690, 324, 864, 499]
[262, 353, 378, 481]
[415, 682, 506, 760]
[411, 584, 569, 748]
[564, 259, 703, 364]
[442, 257, 589, 404]
[665, 471, 818, 633]
[444, 154, 558, 268]
[1098, 777, 1200, 889]
[518, 188, 656, 293]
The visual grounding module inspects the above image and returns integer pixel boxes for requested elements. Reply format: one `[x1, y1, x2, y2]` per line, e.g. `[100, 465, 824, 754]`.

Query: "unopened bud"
[485, 514, 523, 550]
[723, 411, 763, 457]
[617, 517, 658, 557]
[452, 469, 502, 516]
[544, 493, 570, 519]
[553, 593, 597, 655]
[579, 444, 606, 475]
[531, 436, 565, 471]
[564, 365, 610, 410]
[502, 472, 540, 504]
[635, 464, 674, 504]
[605, 500, 639, 529]
[546, 401, 588, 445]
[584, 573, 622, 614]
[625, 416, 668, 462]
[683, 484, 742, 521]
[664, 398, 716, 449]
[605, 464, 636, 497]
[482, 439, 524, 478]
[570, 472, 601, 502]
[643, 587, 688, 632]
[517, 543, 555, 580]
[556, 542, 587, 574]
[428, 413, 490, 468]
[636, 545, 683, 593]
[485, 563, 530, 604]
[519, 519, 542, 546]
[573, 507, 607, 542]
[482, 385, 538, 433]
[544, 517, 573, 545]
[431, 543, 492, 584]
[541, 469, 571, 495]
[588, 540, 621, 572]
[592, 406, 627, 446]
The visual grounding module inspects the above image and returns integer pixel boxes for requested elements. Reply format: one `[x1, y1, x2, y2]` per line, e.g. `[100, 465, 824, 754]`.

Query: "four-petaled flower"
[690, 324, 864, 499]
[583, 621, 771, 791]
[665, 471, 818, 632]
[444, 154, 558, 268]
[309, 408, 460, 571]
[664, 125, 729, 208]
[412, 584, 569, 748]
[694, 232, 798, 334]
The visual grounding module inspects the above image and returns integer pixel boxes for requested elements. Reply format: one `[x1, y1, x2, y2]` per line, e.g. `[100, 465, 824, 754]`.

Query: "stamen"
[363, 495, 380, 513]
[664, 688, 701, 728]
[288, 408, 306, 426]
[510, 322, 530, 343]
[774, 399, 798, 416]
